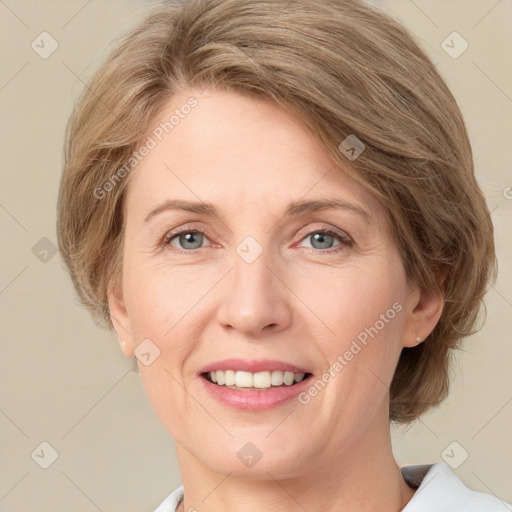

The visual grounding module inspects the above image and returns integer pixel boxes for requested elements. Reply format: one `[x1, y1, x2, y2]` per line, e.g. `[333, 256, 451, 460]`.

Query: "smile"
[203, 370, 311, 390]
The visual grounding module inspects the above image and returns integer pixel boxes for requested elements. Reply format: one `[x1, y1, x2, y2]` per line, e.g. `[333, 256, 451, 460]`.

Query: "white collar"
[401, 461, 511, 511]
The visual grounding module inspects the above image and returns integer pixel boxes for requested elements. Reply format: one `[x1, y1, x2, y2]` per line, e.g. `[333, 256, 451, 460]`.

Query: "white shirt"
[152, 461, 512, 511]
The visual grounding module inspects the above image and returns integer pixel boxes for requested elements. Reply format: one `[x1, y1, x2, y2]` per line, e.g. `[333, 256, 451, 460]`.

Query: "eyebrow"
[144, 198, 372, 225]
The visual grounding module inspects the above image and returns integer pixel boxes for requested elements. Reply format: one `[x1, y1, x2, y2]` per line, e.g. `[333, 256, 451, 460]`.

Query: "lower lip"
[198, 374, 313, 411]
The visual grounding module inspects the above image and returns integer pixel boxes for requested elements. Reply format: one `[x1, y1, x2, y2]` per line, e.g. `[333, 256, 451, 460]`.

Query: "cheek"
[123, 258, 197, 336]
[123, 263, 200, 438]
[293, 259, 406, 344]
[123, 259, 210, 386]
[294, 258, 407, 417]
[300, 265, 405, 416]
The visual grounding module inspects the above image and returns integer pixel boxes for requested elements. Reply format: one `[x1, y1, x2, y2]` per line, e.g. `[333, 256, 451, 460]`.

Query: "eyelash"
[161, 224, 353, 255]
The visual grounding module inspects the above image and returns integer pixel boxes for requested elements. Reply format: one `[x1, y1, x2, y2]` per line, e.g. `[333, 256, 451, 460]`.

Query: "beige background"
[0, 0, 511, 510]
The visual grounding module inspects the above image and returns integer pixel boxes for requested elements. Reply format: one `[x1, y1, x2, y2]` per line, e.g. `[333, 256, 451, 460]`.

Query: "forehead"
[125, 87, 383, 224]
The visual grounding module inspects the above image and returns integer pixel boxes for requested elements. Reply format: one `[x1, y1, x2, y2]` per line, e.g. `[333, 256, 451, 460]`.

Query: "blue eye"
[298, 229, 352, 253]
[164, 229, 211, 251]
[162, 226, 352, 254]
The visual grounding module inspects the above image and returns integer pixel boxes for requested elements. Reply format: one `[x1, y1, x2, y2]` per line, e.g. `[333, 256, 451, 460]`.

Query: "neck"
[174, 404, 415, 512]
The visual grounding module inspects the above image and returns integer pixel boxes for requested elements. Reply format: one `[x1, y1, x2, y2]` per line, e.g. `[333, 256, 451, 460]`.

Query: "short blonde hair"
[57, 0, 497, 424]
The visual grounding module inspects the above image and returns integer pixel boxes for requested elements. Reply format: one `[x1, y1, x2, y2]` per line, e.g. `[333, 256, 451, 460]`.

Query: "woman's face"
[110, 86, 429, 478]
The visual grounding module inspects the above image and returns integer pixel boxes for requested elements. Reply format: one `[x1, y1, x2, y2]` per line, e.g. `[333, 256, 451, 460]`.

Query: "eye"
[161, 225, 352, 254]
[297, 228, 352, 253]
[162, 227, 212, 252]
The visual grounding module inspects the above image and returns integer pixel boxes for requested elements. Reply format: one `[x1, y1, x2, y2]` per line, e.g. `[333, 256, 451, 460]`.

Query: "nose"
[216, 245, 292, 337]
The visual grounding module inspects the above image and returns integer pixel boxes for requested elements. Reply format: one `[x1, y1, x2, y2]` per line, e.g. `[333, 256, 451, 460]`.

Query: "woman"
[56, 0, 510, 510]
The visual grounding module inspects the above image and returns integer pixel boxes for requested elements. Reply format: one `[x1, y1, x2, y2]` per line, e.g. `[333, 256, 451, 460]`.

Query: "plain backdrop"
[1, 0, 511, 510]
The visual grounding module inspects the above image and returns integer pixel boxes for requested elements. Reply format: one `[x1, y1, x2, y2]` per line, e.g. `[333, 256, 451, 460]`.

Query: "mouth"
[198, 365, 315, 411]
[200, 370, 314, 391]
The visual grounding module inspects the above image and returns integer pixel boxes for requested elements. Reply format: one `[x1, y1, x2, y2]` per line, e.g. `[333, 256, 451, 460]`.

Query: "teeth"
[208, 370, 307, 389]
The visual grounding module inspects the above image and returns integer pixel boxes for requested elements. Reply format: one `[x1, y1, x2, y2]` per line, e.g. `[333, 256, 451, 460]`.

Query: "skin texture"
[109, 87, 443, 512]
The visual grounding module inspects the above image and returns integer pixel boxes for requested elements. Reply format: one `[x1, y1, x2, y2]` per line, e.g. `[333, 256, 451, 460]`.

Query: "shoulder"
[152, 485, 184, 512]
[401, 461, 512, 511]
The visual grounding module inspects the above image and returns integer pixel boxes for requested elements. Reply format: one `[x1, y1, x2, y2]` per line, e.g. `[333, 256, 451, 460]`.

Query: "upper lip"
[198, 358, 311, 375]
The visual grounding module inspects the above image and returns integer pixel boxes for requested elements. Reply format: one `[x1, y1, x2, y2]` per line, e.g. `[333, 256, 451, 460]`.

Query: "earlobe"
[107, 281, 134, 357]
[112, 327, 134, 358]
[402, 281, 444, 348]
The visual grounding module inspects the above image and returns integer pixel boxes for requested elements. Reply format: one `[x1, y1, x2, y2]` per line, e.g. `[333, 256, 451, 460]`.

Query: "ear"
[401, 270, 446, 348]
[107, 280, 135, 358]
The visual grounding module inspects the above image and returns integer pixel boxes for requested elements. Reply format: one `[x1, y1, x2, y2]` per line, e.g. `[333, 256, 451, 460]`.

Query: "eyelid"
[161, 222, 216, 249]
[293, 225, 353, 254]
[161, 222, 353, 252]
[295, 223, 352, 243]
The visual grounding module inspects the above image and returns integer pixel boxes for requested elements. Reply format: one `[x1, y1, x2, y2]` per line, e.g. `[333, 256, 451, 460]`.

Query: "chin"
[198, 436, 312, 480]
